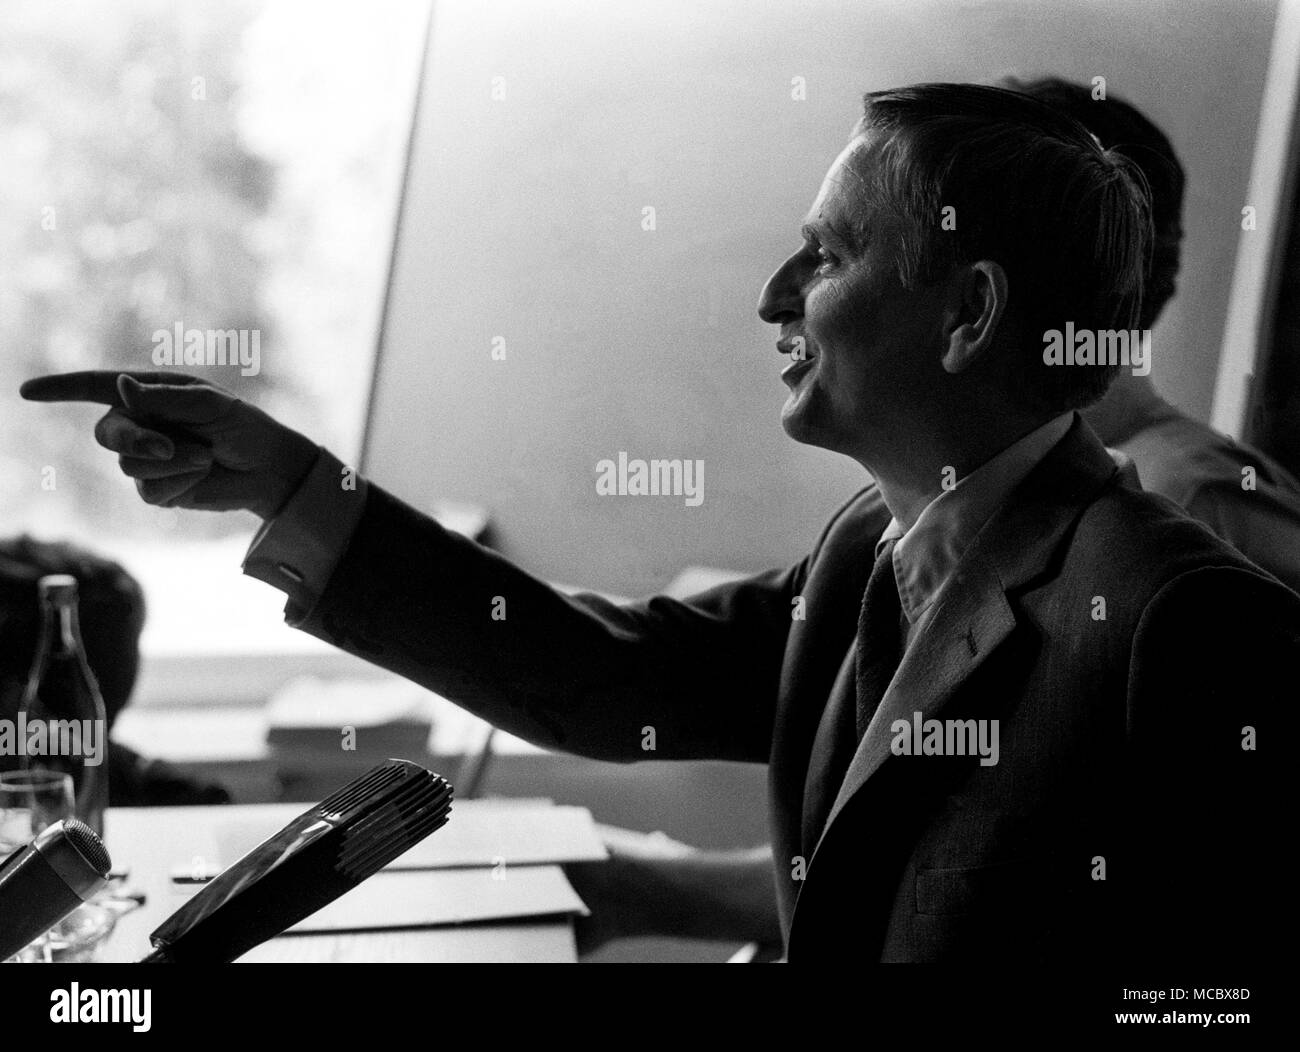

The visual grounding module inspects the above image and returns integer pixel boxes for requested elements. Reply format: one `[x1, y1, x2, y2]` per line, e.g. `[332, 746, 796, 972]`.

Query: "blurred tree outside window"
[0, 0, 428, 673]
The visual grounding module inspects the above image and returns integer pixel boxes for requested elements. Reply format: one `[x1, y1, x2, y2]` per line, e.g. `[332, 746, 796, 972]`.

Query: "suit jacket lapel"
[800, 647, 859, 854]
[806, 414, 1123, 870]
[815, 556, 1016, 846]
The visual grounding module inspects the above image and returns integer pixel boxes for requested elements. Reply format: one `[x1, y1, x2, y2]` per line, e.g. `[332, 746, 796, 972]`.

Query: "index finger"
[20, 370, 202, 406]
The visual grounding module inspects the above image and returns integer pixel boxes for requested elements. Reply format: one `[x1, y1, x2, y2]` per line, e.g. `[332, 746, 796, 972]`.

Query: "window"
[0, 0, 430, 701]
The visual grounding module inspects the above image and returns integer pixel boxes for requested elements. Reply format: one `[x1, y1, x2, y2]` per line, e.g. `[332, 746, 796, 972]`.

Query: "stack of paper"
[213, 799, 606, 932]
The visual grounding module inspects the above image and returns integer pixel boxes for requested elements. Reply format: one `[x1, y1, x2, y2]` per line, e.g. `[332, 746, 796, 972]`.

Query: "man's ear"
[940, 260, 1008, 374]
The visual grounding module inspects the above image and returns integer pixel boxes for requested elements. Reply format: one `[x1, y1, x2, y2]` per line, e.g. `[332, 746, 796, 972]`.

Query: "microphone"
[0, 819, 112, 961]
[141, 759, 453, 963]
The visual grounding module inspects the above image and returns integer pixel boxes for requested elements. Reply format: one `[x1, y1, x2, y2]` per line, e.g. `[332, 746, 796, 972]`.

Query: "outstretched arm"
[22, 370, 806, 763]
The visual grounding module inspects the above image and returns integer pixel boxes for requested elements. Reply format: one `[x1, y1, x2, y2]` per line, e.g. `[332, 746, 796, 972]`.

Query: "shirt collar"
[876, 412, 1075, 624]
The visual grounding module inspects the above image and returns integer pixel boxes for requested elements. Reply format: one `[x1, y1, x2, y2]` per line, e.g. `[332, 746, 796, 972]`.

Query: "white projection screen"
[364, 0, 1282, 597]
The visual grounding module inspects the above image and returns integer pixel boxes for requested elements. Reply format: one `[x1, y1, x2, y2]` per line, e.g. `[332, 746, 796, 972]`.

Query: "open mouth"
[781, 355, 817, 385]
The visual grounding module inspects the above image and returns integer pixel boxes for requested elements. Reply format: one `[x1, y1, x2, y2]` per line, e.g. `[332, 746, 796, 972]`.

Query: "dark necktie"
[801, 537, 906, 853]
[855, 537, 906, 740]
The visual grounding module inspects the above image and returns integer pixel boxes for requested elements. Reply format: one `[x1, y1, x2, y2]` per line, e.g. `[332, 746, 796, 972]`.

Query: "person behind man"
[0, 534, 232, 804]
[1019, 76, 1300, 595]
[22, 83, 1295, 963]
[565, 76, 1300, 959]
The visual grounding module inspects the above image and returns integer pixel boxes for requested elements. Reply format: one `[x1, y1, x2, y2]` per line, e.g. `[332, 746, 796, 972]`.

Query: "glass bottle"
[19, 575, 109, 836]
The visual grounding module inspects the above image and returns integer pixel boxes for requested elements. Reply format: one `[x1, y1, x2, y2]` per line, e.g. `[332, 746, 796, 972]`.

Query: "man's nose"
[758, 253, 804, 326]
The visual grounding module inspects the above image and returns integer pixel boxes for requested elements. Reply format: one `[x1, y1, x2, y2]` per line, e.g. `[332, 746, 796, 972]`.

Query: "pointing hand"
[21, 371, 319, 520]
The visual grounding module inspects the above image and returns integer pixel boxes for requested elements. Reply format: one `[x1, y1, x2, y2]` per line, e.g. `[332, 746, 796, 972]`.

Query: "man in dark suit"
[22, 83, 1294, 963]
[568, 76, 1300, 959]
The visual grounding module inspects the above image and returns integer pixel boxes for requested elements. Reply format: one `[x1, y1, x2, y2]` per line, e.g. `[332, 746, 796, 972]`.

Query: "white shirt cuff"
[241, 447, 369, 613]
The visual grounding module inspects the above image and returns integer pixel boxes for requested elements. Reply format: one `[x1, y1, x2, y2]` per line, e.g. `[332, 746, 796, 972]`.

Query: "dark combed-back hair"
[1003, 76, 1184, 328]
[855, 83, 1153, 413]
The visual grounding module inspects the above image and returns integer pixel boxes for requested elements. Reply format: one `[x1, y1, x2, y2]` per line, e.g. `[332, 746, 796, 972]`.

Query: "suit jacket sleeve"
[1123, 563, 1295, 962]
[282, 482, 813, 763]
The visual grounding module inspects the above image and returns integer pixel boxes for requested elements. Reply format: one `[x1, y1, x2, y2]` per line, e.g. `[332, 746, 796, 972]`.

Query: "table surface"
[96, 804, 578, 963]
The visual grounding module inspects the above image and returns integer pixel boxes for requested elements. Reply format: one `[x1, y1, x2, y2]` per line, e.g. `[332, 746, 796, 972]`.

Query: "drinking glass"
[0, 769, 75, 860]
[0, 770, 87, 962]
